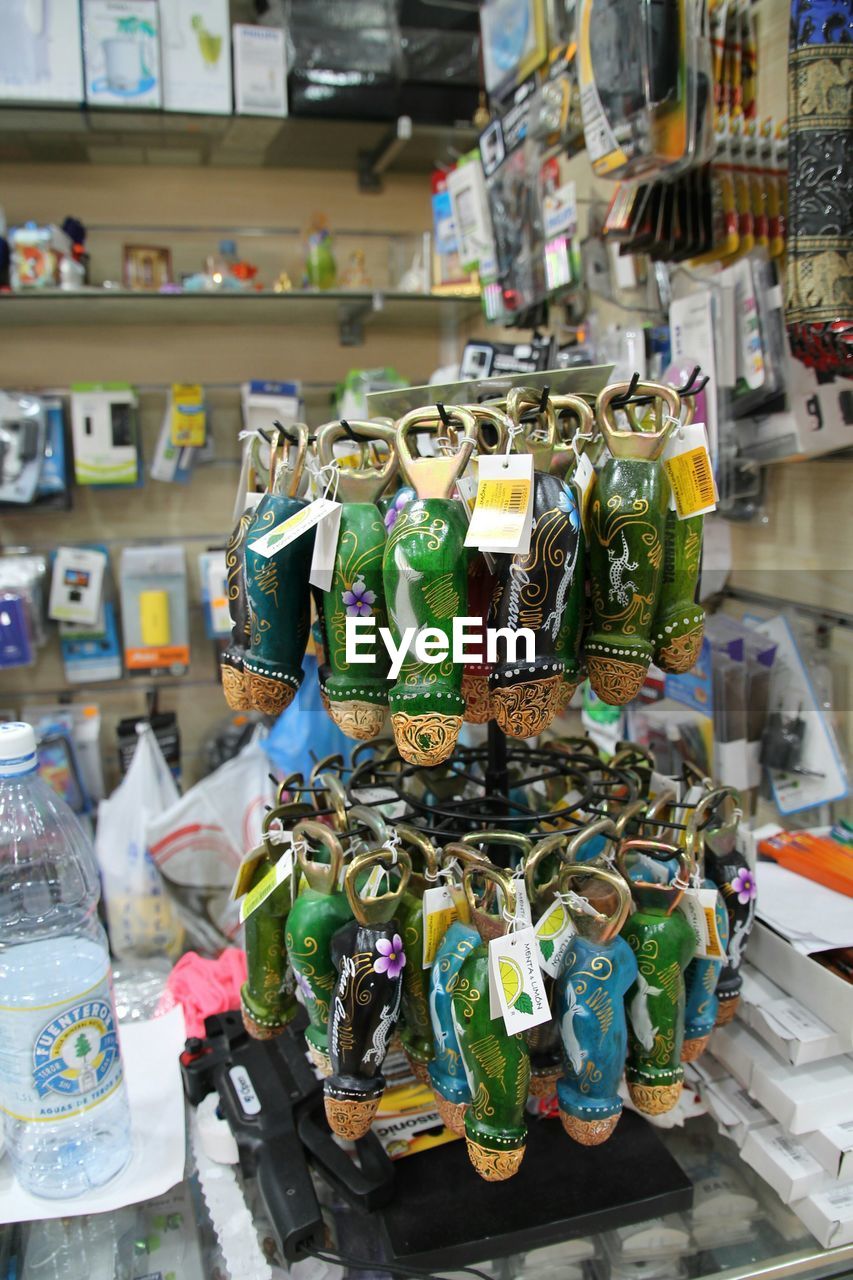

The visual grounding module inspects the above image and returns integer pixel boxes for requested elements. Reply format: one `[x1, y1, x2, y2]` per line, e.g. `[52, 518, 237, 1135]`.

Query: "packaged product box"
[750, 922, 853, 1053]
[793, 1182, 853, 1247]
[741, 1124, 828, 1205]
[749, 996, 843, 1068]
[83, 0, 161, 109]
[802, 1120, 853, 1182]
[161, 0, 231, 114]
[232, 24, 287, 118]
[750, 1052, 853, 1136]
[708, 1021, 780, 1092]
[0, 0, 84, 103]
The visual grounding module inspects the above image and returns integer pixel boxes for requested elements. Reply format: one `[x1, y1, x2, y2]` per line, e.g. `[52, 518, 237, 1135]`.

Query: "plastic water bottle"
[0, 722, 132, 1198]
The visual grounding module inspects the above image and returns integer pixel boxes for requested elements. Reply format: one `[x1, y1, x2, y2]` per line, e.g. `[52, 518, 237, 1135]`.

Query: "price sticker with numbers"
[464, 453, 534, 555]
[662, 422, 717, 520]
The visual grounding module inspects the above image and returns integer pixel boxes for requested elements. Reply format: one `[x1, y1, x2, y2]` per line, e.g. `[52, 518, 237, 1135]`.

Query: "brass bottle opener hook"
[292, 818, 345, 895]
[316, 418, 399, 505]
[394, 406, 477, 499]
[595, 380, 681, 459]
[345, 846, 412, 925]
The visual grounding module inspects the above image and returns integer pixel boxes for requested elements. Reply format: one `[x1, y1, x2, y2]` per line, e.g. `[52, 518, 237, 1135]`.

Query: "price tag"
[488, 927, 552, 1034]
[464, 453, 534, 555]
[171, 384, 206, 447]
[308, 500, 343, 591]
[249, 497, 339, 558]
[512, 875, 533, 929]
[662, 422, 717, 519]
[678, 886, 723, 959]
[362, 864, 389, 898]
[239, 847, 293, 923]
[534, 898, 576, 977]
[572, 451, 595, 534]
[422, 885, 459, 968]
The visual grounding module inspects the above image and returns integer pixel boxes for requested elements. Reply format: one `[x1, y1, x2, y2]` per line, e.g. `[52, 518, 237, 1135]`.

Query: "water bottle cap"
[0, 721, 38, 775]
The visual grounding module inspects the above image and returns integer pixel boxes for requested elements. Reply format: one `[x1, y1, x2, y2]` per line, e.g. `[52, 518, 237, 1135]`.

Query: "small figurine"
[341, 249, 371, 289]
[681, 790, 731, 1061]
[303, 214, 337, 291]
[702, 787, 755, 1026]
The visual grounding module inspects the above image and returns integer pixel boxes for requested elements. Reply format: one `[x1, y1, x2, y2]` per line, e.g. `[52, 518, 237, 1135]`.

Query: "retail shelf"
[0, 107, 478, 174]
[0, 288, 482, 334]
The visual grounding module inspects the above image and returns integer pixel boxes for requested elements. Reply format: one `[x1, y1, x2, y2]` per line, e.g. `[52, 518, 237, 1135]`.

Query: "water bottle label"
[0, 971, 124, 1123]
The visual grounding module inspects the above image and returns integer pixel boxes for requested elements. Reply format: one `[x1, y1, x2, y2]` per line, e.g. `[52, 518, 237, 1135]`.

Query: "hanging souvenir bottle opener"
[555, 863, 638, 1144]
[284, 820, 354, 1076]
[325, 845, 412, 1141]
[243, 423, 314, 716]
[383, 407, 475, 765]
[584, 381, 679, 704]
[681, 792, 731, 1061]
[700, 786, 754, 1026]
[550, 393, 594, 712]
[221, 434, 264, 711]
[617, 838, 697, 1115]
[393, 824, 442, 1084]
[316, 419, 398, 740]
[424, 841, 487, 1135]
[562, 816, 619, 867]
[523, 833, 575, 1096]
[451, 865, 531, 1182]
[651, 372, 707, 674]
[235, 800, 314, 1040]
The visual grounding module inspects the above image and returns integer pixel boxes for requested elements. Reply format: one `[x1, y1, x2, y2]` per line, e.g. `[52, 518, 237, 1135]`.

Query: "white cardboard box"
[0, 0, 84, 103]
[83, 0, 161, 109]
[802, 1120, 853, 1182]
[750, 1052, 853, 1136]
[233, 24, 286, 118]
[750, 922, 853, 1053]
[750, 997, 844, 1067]
[703, 1076, 773, 1147]
[741, 1124, 828, 1205]
[708, 1021, 781, 1092]
[739, 964, 784, 1013]
[793, 1181, 853, 1248]
[160, 0, 231, 115]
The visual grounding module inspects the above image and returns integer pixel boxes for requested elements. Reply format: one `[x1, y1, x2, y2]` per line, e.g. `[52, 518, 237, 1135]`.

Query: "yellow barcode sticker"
[239, 847, 293, 922]
[662, 422, 717, 519]
[703, 905, 723, 958]
[464, 454, 534, 554]
[171, 383, 206, 447]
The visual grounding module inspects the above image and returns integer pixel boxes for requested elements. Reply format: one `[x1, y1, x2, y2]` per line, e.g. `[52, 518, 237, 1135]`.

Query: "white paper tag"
[534, 897, 576, 978]
[678, 886, 723, 959]
[464, 453, 534, 555]
[249, 497, 339, 559]
[572, 450, 595, 533]
[488, 927, 552, 1034]
[512, 876, 533, 930]
[363, 864, 389, 899]
[349, 786, 407, 822]
[308, 501, 343, 591]
[662, 422, 717, 519]
[239, 848, 293, 923]
[422, 884, 461, 968]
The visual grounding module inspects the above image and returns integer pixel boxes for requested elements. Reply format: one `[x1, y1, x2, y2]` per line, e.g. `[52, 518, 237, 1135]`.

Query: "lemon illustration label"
[488, 929, 551, 1035]
[535, 899, 576, 978]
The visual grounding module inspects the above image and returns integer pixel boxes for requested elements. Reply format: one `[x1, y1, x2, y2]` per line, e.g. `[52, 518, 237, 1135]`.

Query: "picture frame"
[122, 244, 172, 291]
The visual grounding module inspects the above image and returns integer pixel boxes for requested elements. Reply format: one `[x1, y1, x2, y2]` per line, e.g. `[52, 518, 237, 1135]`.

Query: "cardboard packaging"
[708, 1021, 781, 1092]
[119, 545, 189, 676]
[70, 383, 140, 486]
[0, 0, 84, 104]
[793, 1182, 853, 1248]
[233, 24, 287, 117]
[750, 1051, 853, 1136]
[702, 1076, 773, 1148]
[737, 341, 853, 463]
[741, 1124, 828, 1205]
[802, 1120, 853, 1183]
[83, 0, 161, 109]
[160, 0, 231, 114]
[749, 996, 843, 1067]
[750, 922, 853, 1053]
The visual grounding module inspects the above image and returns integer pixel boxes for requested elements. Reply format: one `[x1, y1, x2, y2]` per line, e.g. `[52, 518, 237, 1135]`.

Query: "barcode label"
[662, 422, 717, 519]
[476, 479, 531, 513]
[464, 454, 534, 555]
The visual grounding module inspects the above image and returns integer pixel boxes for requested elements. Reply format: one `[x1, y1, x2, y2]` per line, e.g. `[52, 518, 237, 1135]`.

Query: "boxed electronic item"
[285, 0, 401, 121]
[749, 1050, 853, 1136]
[802, 1120, 853, 1182]
[48, 546, 107, 627]
[702, 1076, 773, 1148]
[748, 995, 843, 1067]
[9, 223, 72, 290]
[737, 341, 853, 463]
[83, 0, 161, 109]
[741, 1125, 828, 1205]
[70, 382, 140, 486]
[792, 1182, 853, 1248]
[0, 391, 45, 504]
[750, 921, 853, 1053]
[0, 0, 84, 104]
[233, 24, 287, 118]
[160, 0, 231, 114]
[119, 545, 189, 676]
[709, 1022, 783, 1092]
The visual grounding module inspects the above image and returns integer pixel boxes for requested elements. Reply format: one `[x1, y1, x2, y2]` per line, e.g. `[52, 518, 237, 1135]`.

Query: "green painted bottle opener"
[451, 864, 531, 1181]
[682, 791, 731, 1062]
[618, 838, 696, 1116]
[550, 393, 593, 713]
[383, 407, 475, 766]
[221, 435, 264, 711]
[584, 381, 679, 704]
[652, 391, 705, 674]
[393, 823, 442, 1083]
[285, 819, 353, 1075]
[316, 419, 398, 740]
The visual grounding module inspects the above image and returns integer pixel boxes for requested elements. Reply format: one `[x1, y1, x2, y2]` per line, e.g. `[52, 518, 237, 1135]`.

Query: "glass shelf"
[0, 289, 482, 331]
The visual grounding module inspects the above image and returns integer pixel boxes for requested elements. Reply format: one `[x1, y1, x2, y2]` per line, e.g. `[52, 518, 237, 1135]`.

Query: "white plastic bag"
[147, 730, 275, 953]
[95, 724, 184, 960]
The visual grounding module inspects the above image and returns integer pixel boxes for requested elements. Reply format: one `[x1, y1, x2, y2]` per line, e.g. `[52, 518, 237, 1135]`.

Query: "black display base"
[378, 1109, 693, 1271]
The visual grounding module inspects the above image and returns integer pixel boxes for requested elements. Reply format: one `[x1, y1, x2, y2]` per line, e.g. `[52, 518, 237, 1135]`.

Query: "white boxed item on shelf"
[233, 24, 286, 118]
[749, 995, 843, 1067]
[750, 922, 853, 1053]
[739, 963, 784, 1014]
[802, 1120, 853, 1182]
[702, 1076, 773, 1147]
[0, 0, 84, 104]
[793, 1181, 853, 1248]
[708, 1021, 780, 1092]
[750, 1051, 853, 1136]
[160, 0, 231, 114]
[741, 1124, 828, 1205]
[82, 0, 161, 109]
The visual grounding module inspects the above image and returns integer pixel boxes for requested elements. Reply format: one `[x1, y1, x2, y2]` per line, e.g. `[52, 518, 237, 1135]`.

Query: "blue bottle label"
[0, 971, 124, 1123]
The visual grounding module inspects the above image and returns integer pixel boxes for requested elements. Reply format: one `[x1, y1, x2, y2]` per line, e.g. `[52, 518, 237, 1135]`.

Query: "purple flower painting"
[384, 490, 411, 531]
[342, 576, 376, 617]
[731, 868, 757, 905]
[374, 934, 406, 979]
